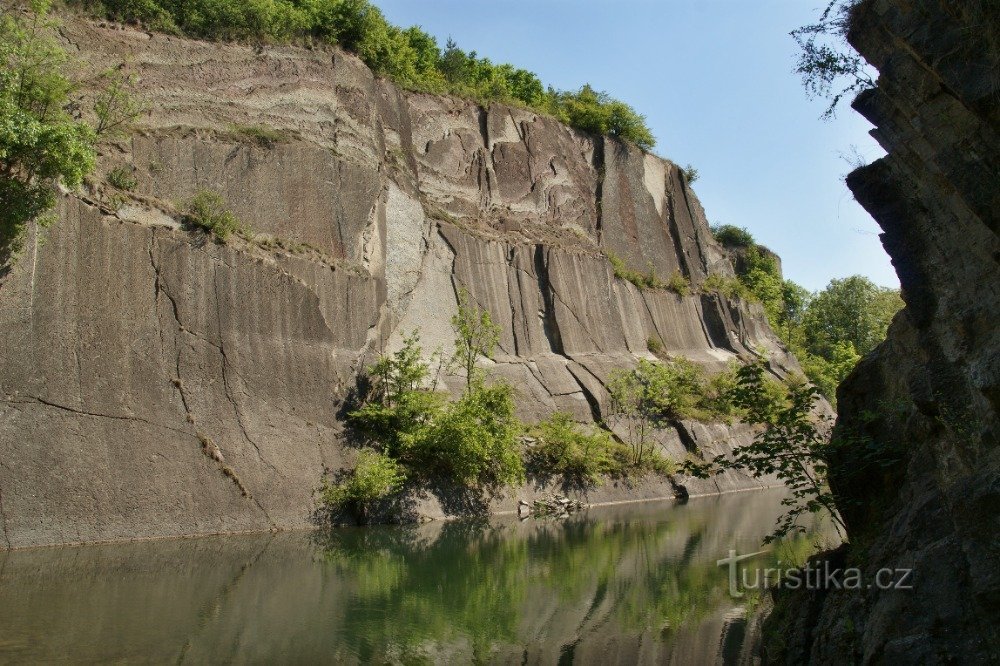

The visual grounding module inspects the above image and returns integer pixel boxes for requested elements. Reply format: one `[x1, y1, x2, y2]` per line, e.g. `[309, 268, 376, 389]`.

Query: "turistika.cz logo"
[716, 549, 914, 598]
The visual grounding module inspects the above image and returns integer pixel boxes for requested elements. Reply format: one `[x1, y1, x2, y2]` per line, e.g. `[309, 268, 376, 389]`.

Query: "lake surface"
[0, 490, 828, 664]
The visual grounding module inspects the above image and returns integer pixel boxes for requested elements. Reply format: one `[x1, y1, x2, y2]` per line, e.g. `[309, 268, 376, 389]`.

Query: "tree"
[791, 0, 874, 119]
[451, 288, 500, 391]
[686, 360, 847, 543]
[682, 164, 699, 184]
[93, 65, 144, 136]
[1, 0, 96, 261]
[801, 275, 902, 359]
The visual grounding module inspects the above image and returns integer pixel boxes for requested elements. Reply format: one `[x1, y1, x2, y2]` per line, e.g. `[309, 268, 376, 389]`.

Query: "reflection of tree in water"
[313, 511, 828, 661]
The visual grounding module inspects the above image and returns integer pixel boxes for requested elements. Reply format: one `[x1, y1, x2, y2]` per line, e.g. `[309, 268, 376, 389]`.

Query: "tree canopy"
[1, 0, 96, 260]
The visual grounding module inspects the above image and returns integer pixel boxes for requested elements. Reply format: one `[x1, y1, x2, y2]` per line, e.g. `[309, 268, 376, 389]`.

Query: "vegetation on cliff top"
[1, 0, 96, 262]
[710, 224, 902, 403]
[71, 0, 656, 149]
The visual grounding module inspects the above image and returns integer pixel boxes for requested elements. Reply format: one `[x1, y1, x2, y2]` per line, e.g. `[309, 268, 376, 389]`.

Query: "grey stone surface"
[761, 1, 1000, 663]
[0, 18, 807, 548]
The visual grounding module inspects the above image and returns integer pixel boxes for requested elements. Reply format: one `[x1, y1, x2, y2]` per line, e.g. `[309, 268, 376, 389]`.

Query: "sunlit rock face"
[762, 1, 1000, 663]
[0, 20, 804, 548]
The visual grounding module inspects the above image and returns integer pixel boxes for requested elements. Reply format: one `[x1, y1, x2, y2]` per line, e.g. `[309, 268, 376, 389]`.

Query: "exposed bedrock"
[761, 1, 1000, 663]
[0, 19, 802, 548]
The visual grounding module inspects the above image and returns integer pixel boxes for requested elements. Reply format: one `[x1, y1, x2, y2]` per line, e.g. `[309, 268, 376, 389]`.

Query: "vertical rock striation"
[0, 19, 801, 547]
[763, 1, 999, 663]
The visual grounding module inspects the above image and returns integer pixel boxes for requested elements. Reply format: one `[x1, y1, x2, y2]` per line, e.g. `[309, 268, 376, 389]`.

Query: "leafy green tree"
[1, 0, 96, 260]
[802, 275, 902, 359]
[93, 65, 144, 136]
[686, 360, 847, 543]
[710, 224, 754, 247]
[451, 288, 500, 391]
[682, 164, 699, 184]
[526, 413, 623, 486]
[348, 332, 444, 458]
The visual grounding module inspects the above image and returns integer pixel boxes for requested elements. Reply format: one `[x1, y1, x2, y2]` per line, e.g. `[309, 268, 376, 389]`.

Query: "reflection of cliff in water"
[0, 490, 833, 664]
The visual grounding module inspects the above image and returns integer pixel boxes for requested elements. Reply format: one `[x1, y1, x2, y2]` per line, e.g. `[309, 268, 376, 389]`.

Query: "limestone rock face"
[0, 20, 799, 548]
[762, 1, 1000, 663]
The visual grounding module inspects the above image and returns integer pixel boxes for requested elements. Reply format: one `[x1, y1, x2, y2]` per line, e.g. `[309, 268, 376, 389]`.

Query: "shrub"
[646, 336, 664, 356]
[321, 448, 406, 523]
[182, 190, 244, 241]
[93, 67, 144, 136]
[451, 288, 500, 391]
[666, 270, 690, 296]
[230, 124, 290, 148]
[526, 413, 622, 485]
[107, 166, 138, 191]
[403, 382, 524, 487]
[682, 164, 699, 184]
[702, 273, 751, 300]
[607, 251, 665, 291]
[710, 224, 755, 248]
[348, 332, 445, 457]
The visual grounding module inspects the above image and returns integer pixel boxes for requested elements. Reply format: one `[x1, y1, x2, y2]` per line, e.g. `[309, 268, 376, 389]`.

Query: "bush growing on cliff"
[1, 0, 97, 262]
[525, 413, 622, 486]
[321, 448, 406, 523]
[77, 0, 656, 150]
[182, 189, 245, 242]
[451, 288, 500, 391]
[402, 381, 525, 487]
[710, 224, 754, 248]
[348, 315, 524, 488]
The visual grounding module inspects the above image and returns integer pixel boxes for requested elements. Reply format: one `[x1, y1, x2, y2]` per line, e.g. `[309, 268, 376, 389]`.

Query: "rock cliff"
[762, 0, 999, 662]
[0, 19, 799, 548]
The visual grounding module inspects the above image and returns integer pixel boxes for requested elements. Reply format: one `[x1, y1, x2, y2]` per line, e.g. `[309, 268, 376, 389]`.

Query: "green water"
[0, 490, 826, 664]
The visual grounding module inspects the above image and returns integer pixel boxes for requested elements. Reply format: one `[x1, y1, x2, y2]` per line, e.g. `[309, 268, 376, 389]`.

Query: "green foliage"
[81, 0, 656, 150]
[682, 164, 699, 184]
[646, 335, 663, 356]
[451, 288, 500, 390]
[348, 326, 522, 489]
[107, 165, 137, 191]
[552, 84, 655, 150]
[229, 123, 291, 148]
[348, 332, 444, 458]
[710, 224, 754, 247]
[182, 189, 244, 241]
[526, 413, 625, 486]
[606, 250, 687, 293]
[608, 358, 737, 465]
[321, 448, 406, 522]
[706, 221, 900, 403]
[93, 66, 143, 136]
[685, 360, 847, 543]
[402, 381, 525, 487]
[1, 0, 97, 260]
[801, 275, 902, 359]
[791, 1, 872, 119]
[702, 273, 750, 300]
[665, 270, 690, 296]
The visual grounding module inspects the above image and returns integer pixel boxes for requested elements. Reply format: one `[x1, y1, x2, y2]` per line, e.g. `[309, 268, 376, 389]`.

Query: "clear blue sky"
[377, 0, 896, 292]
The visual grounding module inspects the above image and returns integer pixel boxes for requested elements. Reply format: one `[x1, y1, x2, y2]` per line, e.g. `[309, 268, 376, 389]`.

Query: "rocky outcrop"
[0, 20, 799, 548]
[762, 1, 1000, 663]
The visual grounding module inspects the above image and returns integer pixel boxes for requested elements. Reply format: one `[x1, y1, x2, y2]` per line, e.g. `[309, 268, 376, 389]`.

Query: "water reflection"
[0, 490, 830, 664]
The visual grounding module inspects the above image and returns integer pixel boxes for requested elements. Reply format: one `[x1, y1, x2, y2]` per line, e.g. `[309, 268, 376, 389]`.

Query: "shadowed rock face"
[762, 1, 1000, 663]
[0, 20, 802, 548]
